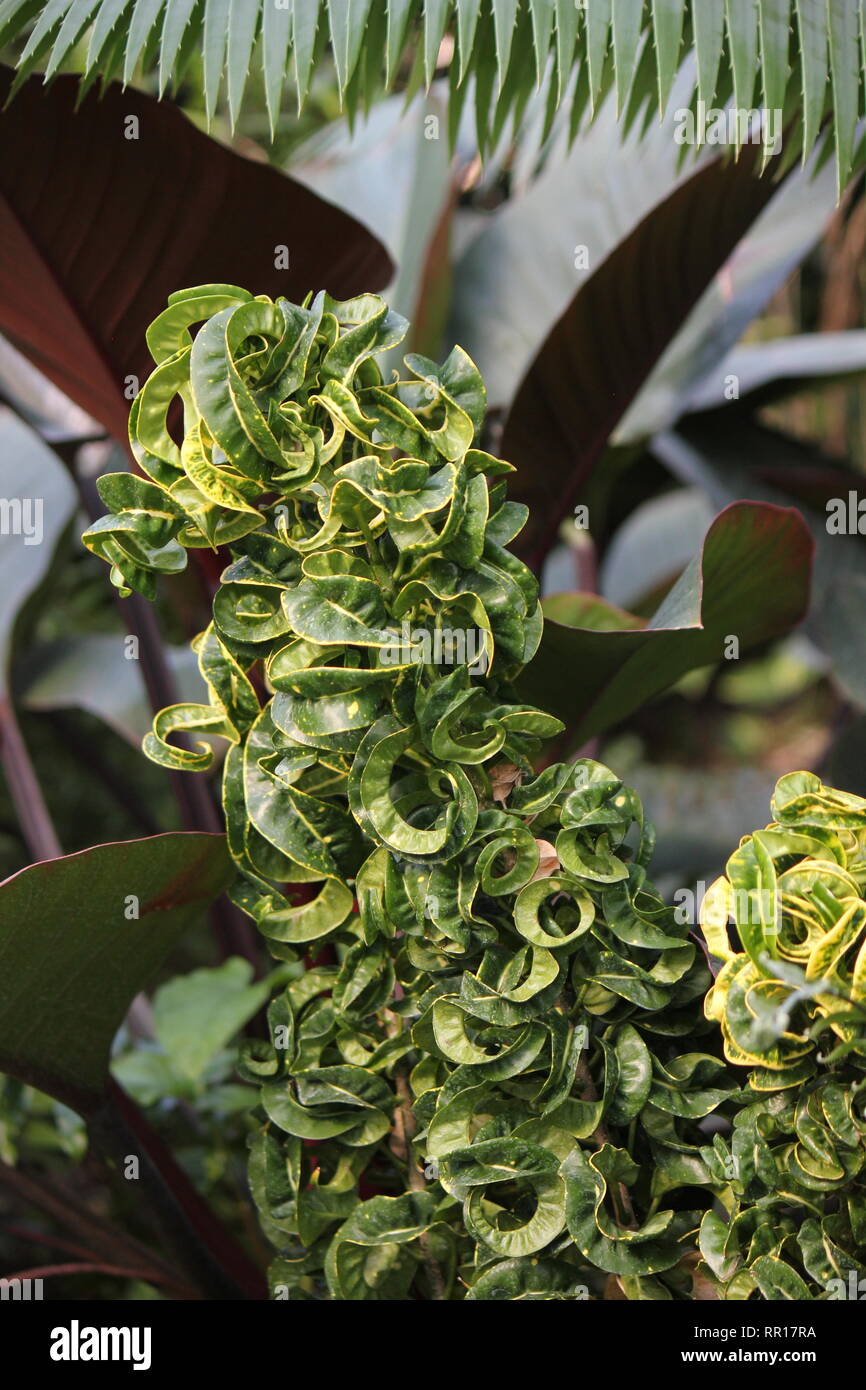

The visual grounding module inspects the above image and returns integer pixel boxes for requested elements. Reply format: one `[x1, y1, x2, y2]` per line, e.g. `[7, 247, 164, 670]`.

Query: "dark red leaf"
[501, 149, 783, 568]
[0, 68, 392, 442]
[518, 501, 814, 741]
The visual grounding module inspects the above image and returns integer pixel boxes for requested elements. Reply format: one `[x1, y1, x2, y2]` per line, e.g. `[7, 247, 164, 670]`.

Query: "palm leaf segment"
[1, 1, 863, 190]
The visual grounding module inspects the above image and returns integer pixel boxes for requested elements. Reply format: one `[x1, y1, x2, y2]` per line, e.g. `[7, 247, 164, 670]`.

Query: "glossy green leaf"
[520, 502, 812, 737]
[0, 834, 233, 1114]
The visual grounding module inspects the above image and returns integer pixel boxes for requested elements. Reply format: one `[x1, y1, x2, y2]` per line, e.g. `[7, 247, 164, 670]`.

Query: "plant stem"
[389, 1048, 447, 1300]
[575, 1054, 637, 1229]
[3, 1259, 194, 1294]
[43, 709, 161, 836]
[0, 698, 62, 860]
[1, 1222, 193, 1296]
[359, 516, 393, 596]
[89, 1080, 267, 1301]
[0, 1160, 183, 1287]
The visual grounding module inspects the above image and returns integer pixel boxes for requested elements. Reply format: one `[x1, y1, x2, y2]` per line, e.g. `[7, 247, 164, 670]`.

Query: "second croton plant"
[84, 287, 866, 1300]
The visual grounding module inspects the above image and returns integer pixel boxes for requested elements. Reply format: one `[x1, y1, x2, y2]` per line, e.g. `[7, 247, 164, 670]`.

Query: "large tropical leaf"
[596, 487, 716, 611]
[0, 66, 392, 441]
[500, 147, 790, 565]
[654, 418, 866, 708]
[675, 331, 866, 416]
[518, 500, 813, 739]
[0, 831, 233, 1115]
[21, 633, 205, 745]
[0, 409, 76, 860]
[292, 89, 455, 363]
[449, 84, 708, 415]
[452, 81, 837, 424]
[0, 1, 863, 190]
[0, 411, 76, 697]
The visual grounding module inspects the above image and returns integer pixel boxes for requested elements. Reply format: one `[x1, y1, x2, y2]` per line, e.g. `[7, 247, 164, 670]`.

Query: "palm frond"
[0, 0, 863, 191]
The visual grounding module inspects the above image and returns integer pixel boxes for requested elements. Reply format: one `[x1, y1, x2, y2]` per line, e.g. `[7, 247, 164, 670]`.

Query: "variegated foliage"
[86, 287, 862, 1300]
[700, 773, 866, 1300]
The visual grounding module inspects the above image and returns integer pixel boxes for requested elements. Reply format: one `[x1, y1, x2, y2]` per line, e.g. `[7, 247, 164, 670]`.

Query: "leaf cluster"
[700, 772, 866, 1299]
[83, 286, 739, 1300]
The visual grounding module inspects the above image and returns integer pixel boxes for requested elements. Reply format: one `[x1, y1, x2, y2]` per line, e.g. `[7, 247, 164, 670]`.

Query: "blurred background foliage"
[1, 14, 866, 1298]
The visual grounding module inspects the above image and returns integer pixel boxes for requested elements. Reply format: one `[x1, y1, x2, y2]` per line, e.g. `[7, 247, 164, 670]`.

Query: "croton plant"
[84, 288, 866, 1300]
[700, 773, 866, 1300]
